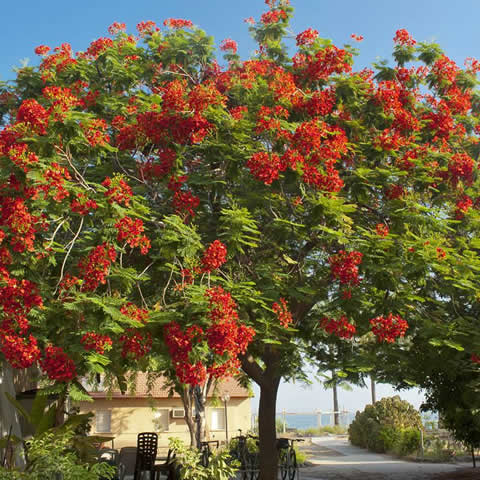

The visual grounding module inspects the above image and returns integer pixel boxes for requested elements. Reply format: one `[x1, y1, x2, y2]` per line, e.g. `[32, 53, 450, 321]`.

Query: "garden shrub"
[348, 396, 422, 454]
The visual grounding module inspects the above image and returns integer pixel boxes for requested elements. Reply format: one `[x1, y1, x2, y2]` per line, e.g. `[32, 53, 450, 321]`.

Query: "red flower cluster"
[114, 216, 151, 254]
[247, 152, 283, 185]
[272, 298, 293, 328]
[260, 9, 287, 24]
[447, 153, 475, 186]
[295, 46, 352, 81]
[138, 148, 176, 180]
[136, 21, 158, 35]
[296, 28, 318, 46]
[320, 316, 356, 339]
[120, 302, 149, 324]
[165, 322, 207, 385]
[119, 328, 152, 359]
[376, 223, 389, 237]
[351, 34, 363, 42]
[39, 162, 71, 202]
[71, 193, 98, 215]
[102, 176, 133, 206]
[0, 333, 41, 369]
[163, 18, 193, 29]
[301, 88, 336, 117]
[168, 175, 200, 220]
[471, 354, 480, 364]
[81, 332, 113, 354]
[40, 345, 77, 381]
[86, 37, 114, 59]
[0, 196, 38, 252]
[42, 86, 80, 121]
[108, 22, 126, 35]
[205, 286, 255, 377]
[393, 29, 416, 46]
[78, 243, 116, 291]
[34, 45, 51, 55]
[329, 250, 363, 286]
[81, 118, 110, 146]
[220, 39, 238, 54]
[16, 99, 49, 135]
[201, 240, 227, 272]
[455, 195, 473, 219]
[370, 313, 408, 343]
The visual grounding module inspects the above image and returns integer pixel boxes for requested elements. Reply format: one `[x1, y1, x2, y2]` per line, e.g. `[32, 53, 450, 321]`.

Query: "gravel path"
[298, 436, 474, 480]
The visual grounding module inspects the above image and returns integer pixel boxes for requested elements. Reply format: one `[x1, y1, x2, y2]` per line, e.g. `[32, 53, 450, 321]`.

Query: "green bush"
[0, 429, 115, 480]
[348, 396, 422, 455]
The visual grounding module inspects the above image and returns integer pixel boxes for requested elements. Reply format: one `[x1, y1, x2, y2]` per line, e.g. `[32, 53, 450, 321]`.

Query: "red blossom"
[102, 176, 133, 206]
[120, 302, 149, 324]
[321, 316, 356, 339]
[120, 328, 152, 359]
[272, 298, 293, 328]
[247, 152, 283, 185]
[136, 21, 158, 35]
[393, 29, 416, 46]
[201, 240, 227, 272]
[16, 99, 49, 135]
[260, 9, 287, 24]
[220, 38, 238, 54]
[471, 354, 480, 364]
[376, 224, 389, 237]
[0, 333, 41, 369]
[81, 332, 112, 354]
[163, 18, 193, 29]
[40, 345, 76, 381]
[70, 194, 98, 215]
[370, 313, 408, 343]
[108, 22, 126, 35]
[455, 195, 473, 219]
[329, 250, 363, 286]
[114, 216, 151, 254]
[78, 243, 116, 291]
[34, 45, 51, 55]
[296, 28, 318, 46]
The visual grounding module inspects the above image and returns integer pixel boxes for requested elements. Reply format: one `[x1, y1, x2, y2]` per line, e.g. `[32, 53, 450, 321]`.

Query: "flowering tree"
[2, 1, 480, 479]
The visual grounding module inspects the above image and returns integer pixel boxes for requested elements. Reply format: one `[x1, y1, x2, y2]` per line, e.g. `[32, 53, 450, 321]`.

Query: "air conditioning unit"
[171, 409, 185, 419]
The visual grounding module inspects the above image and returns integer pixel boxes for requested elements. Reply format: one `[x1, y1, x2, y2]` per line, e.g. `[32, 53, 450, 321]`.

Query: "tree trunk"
[240, 352, 282, 480]
[194, 384, 209, 448]
[180, 387, 196, 447]
[258, 375, 281, 480]
[472, 444, 476, 468]
[332, 372, 339, 426]
[370, 375, 376, 404]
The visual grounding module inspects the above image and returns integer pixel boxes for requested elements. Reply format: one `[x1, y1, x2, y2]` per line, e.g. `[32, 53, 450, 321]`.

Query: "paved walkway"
[299, 436, 472, 480]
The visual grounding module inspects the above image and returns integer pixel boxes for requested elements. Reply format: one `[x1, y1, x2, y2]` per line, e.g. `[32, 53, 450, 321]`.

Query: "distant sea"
[275, 413, 355, 430]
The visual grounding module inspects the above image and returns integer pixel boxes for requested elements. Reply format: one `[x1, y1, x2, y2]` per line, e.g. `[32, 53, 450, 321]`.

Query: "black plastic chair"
[153, 448, 177, 479]
[134, 432, 158, 480]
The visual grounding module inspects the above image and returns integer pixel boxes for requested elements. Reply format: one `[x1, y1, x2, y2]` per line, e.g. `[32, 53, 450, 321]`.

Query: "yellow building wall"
[78, 397, 251, 449]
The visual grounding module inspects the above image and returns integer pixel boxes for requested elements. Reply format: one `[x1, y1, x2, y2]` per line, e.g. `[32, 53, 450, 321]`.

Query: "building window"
[153, 409, 169, 432]
[210, 408, 225, 431]
[96, 410, 111, 433]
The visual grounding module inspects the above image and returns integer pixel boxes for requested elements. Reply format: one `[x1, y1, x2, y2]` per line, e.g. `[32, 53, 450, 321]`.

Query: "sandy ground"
[298, 436, 476, 480]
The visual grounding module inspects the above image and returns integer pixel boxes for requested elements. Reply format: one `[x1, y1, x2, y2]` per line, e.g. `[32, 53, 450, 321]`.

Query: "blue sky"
[2, 0, 480, 81]
[2, 0, 478, 413]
